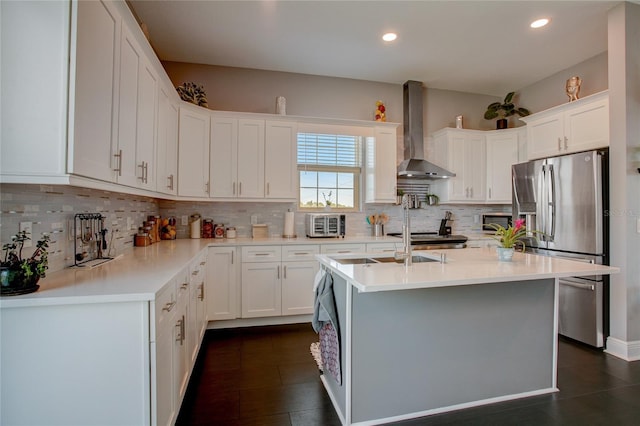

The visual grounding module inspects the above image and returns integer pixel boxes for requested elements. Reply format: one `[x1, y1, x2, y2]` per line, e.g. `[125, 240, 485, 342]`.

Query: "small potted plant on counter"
[486, 218, 540, 261]
[425, 193, 439, 206]
[1, 231, 50, 296]
[484, 92, 531, 129]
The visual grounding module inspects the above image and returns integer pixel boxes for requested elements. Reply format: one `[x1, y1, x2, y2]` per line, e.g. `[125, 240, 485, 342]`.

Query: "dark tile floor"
[177, 323, 640, 425]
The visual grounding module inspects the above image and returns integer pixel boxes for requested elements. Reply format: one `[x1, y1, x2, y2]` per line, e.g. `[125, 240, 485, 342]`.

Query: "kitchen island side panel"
[350, 279, 556, 423]
[1, 301, 150, 426]
[321, 271, 348, 419]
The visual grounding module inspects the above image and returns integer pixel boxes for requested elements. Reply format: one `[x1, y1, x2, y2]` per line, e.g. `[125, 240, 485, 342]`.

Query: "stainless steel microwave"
[305, 213, 346, 238]
[482, 212, 512, 233]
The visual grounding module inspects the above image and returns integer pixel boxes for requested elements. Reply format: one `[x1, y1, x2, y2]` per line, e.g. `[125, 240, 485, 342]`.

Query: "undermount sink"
[333, 255, 439, 265]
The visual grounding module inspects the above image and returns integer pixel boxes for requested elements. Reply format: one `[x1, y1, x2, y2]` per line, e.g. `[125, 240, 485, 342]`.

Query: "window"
[297, 132, 361, 210]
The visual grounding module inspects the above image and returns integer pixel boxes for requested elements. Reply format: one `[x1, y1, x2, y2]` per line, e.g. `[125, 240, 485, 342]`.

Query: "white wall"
[606, 1, 640, 358]
[517, 52, 608, 113]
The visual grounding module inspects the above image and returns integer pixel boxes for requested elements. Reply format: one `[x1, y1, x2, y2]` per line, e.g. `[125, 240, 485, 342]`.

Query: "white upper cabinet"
[209, 116, 297, 201]
[433, 128, 486, 203]
[178, 104, 210, 197]
[134, 56, 158, 190]
[209, 117, 264, 199]
[365, 126, 398, 203]
[156, 83, 179, 195]
[522, 91, 609, 160]
[70, 0, 120, 182]
[485, 129, 520, 204]
[236, 119, 265, 198]
[265, 121, 298, 200]
[115, 25, 158, 189]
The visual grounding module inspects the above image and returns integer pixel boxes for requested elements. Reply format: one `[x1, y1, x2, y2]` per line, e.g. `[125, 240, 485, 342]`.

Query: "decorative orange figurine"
[375, 100, 386, 122]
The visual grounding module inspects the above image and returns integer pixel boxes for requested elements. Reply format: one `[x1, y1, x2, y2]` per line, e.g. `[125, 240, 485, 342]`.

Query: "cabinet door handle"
[488, 188, 492, 199]
[231, 251, 234, 264]
[255, 253, 270, 256]
[239, 182, 242, 195]
[167, 174, 174, 190]
[266, 182, 270, 196]
[200, 261, 206, 266]
[233, 182, 236, 195]
[138, 163, 145, 181]
[283, 265, 287, 279]
[204, 180, 210, 194]
[198, 283, 204, 301]
[162, 301, 176, 312]
[144, 162, 148, 183]
[470, 187, 473, 198]
[564, 136, 568, 150]
[557, 137, 562, 151]
[277, 265, 280, 279]
[113, 149, 122, 176]
[192, 270, 199, 276]
[294, 252, 310, 256]
[181, 282, 189, 289]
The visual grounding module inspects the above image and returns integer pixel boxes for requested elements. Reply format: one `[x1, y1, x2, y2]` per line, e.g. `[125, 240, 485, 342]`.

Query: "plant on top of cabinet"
[484, 92, 531, 129]
[177, 82, 208, 107]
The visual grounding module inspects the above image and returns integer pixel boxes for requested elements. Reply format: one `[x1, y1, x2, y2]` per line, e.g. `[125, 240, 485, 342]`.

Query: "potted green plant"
[486, 219, 540, 261]
[1, 231, 50, 295]
[484, 92, 531, 129]
[425, 193, 439, 206]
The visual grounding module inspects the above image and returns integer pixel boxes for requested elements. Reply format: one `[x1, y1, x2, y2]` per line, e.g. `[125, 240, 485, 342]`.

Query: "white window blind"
[297, 133, 361, 168]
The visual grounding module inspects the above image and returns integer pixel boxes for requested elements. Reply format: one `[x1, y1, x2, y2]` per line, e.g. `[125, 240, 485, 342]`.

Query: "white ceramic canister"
[226, 227, 236, 239]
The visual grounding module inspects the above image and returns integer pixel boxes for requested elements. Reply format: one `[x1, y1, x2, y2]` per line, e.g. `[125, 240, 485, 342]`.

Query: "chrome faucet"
[395, 194, 412, 266]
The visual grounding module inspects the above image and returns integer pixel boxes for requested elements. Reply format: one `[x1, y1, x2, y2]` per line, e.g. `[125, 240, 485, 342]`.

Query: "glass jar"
[202, 219, 214, 238]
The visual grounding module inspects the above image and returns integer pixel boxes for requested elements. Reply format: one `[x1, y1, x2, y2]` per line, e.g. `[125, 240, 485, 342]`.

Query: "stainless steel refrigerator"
[512, 150, 609, 347]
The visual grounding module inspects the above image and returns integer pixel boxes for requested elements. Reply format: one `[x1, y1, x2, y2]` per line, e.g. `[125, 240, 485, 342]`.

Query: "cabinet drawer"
[282, 245, 319, 262]
[366, 242, 400, 253]
[320, 243, 366, 254]
[242, 246, 282, 262]
[155, 279, 177, 331]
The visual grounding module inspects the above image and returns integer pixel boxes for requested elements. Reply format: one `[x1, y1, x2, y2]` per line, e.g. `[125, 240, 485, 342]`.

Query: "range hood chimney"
[397, 80, 455, 179]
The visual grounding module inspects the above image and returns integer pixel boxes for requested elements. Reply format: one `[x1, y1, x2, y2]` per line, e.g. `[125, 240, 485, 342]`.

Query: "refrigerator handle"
[547, 164, 556, 241]
[538, 164, 546, 240]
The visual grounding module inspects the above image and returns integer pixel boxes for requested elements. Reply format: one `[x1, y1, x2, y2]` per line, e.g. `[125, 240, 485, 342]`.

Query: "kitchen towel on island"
[312, 270, 342, 384]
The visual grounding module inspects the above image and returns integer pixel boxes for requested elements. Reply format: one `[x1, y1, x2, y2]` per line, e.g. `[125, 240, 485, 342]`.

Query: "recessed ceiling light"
[382, 32, 397, 42]
[530, 18, 550, 29]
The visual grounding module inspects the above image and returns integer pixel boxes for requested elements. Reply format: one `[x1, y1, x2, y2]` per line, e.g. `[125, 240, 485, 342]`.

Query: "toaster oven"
[305, 213, 346, 238]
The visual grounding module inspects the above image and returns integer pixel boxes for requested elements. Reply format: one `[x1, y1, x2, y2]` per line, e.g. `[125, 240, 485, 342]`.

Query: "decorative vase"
[496, 247, 515, 262]
[496, 118, 508, 130]
[0, 267, 40, 296]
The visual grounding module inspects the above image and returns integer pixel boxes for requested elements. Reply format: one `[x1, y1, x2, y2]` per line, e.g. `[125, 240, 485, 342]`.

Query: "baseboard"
[605, 336, 640, 361]
[206, 314, 312, 329]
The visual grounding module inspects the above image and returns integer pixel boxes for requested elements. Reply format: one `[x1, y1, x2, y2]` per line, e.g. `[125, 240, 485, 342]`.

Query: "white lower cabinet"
[281, 245, 320, 315]
[207, 246, 239, 320]
[241, 245, 319, 318]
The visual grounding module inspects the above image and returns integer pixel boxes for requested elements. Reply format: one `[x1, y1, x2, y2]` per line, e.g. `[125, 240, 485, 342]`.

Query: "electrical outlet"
[20, 222, 33, 248]
[250, 214, 258, 225]
[181, 215, 188, 226]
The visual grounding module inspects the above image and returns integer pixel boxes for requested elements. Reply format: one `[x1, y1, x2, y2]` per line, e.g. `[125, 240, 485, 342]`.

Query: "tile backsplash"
[1, 183, 509, 274]
[0, 184, 159, 273]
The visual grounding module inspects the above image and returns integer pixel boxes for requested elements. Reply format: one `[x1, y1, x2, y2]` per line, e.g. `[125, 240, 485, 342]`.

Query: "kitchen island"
[315, 248, 618, 426]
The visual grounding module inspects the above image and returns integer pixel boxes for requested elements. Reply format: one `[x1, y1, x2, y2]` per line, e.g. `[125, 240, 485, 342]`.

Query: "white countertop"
[0, 236, 399, 308]
[317, 248, 619, 293]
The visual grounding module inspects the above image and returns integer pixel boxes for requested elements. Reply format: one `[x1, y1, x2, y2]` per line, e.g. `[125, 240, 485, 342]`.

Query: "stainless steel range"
[386, 232, 468, 250]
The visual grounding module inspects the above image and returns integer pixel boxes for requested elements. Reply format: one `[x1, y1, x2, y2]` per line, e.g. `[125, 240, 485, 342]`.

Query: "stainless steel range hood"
[397, 81, 455, 179]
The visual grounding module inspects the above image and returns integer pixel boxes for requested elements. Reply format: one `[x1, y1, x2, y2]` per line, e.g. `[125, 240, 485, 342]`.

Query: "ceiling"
[128, 0, 620, 97]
